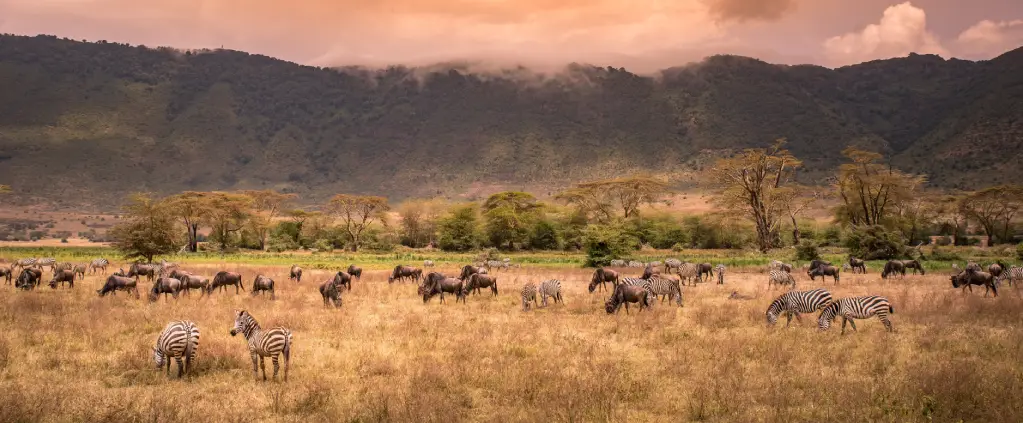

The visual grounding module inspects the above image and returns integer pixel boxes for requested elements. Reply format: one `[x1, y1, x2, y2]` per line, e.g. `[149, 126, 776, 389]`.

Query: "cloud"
[704, 0, 798, 22]
[822, 2, 948, 67]
[955, 19, 1023, 59]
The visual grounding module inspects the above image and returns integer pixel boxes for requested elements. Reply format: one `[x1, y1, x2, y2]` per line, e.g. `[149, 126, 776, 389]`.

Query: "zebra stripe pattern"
[14, 258, 36, 269]
[998, 266, 1022, 287]
[610, 259, 626, 267]
[230, 310, 292, 381]
[664, 258, 683, 274]
[768, 269, 796, 289]
[766, 289, 833, 326]
[485, 260, 509, 271]
[620, 277, 658, 302]
[89, 258, 109, 274]
[714, 264, 726, 285]
[818, 296, 894, 334]
[676, 263, 699, 286]
[36, 257, 56, 270]
[538, 279, 563, 307]
[521, 282, 538, 311]
[647, 276, 683, 307]
[153, 321, 201, 378]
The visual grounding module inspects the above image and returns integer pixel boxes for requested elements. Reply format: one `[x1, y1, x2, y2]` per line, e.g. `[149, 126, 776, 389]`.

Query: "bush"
[583, 224, 638, 267]
[844, 225, 908, 260]
[1017, 242, 1023, 261]
[529, 220, 562, 250]
[671, 243, 684, 253]
[794, 239, 821, 261]
[928, 246, 963, 262]
[437, 204, 481, 252]
[311, 239, 333, 253]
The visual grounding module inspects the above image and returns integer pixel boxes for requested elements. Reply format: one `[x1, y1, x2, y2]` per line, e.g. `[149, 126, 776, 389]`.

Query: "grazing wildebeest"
[49, 269, 76, 289]
[604, 284, 652, 314]
[465, 273, 498, 296]
[848, 257, 867, 274]
[0, 266, 12, 284]
[332, 271, 352, 291]
[881, 261, 906, 279]
[901, 260, 925, 275]
[808, 265, 840, 284]
[319, 279, 343, 308]
[16, 268, 43, 290]
[697, 263, 714, 282]
[420, 272, 465, 304]
[149, 277, 183, 302]
[208, 271, 244, 294]
[458, 265, 482, 282]
[388, 265, 420, 284]
[588, 267, 620, 293]
[347, 264, 362, 281]
[951, 270, 998, 297]
[97, 274, 140, 298]
[808, 260, 832, 273]
[128, 262, 157, 282]
[178, 273, 210, 297]
[251, 275, 276, 299]
[289, 265, 302, 283]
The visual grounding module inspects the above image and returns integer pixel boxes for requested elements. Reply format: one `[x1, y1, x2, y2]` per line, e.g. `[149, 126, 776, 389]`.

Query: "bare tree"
[327, 194, 390, 252]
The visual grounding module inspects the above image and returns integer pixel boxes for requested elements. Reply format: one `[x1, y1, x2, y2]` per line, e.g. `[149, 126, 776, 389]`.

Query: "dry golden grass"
[0, 262, 1021, 422]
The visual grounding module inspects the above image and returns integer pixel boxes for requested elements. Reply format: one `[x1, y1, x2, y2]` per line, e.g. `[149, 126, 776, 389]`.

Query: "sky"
[1, 0, 1021, 72]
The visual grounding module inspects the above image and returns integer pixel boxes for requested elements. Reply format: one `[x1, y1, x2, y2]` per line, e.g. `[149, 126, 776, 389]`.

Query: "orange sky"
[1, 0, 1021, 71]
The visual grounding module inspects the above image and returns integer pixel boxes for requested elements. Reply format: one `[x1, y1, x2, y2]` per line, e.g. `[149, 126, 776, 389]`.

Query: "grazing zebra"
[347, 264, 362, 281]
[72, 264, 86, 279]
[54, 262, 74, 272]
[676, 263, 700, 286]
[521, 282, 538, 311]
[153, 321, 200, 378]
[768, 269, 796, 290]
[35, 257, 56, 271]
[538, 279, 563, 307]
[289, 265, 302, 283]
[664, 258, 683, 274]
[610, 259, 626, 267]
[817, 296, 894, 334]
[997, 266, 1022, 287]
[765, 288, 833, 327]
[424, 260, 435, 268]
[485, 260, 509, 272]
[230, 310, 292, 382]
[89, 258, 109, 274]
[13, 258, 36, 270]
[646, 276, 683, 307]
[627, 260, 644, 268]
[715, 264, 725, 285]
[251, 275, 276, 299]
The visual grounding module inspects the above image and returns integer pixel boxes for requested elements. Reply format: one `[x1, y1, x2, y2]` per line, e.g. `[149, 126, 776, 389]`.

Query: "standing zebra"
[89, 258, 109, 274]
[230, 310, 292, 382]
[35, 257, 56, 271]
[714, 264, 725, 285]
[817, 296, 894, 334]
[646, 276, 683, 307]
[998, 266, 1022, 287]
[765, 289, 833, 327]
[768, 269, 796, 290]
[537, 279, 563, 307]
[609, 259, 626, 267]
[153, 321, 200, 378]
[664, 258, 683, 274]
[676, 263, 700, 286]
[521, 282, 538, 311]
[13, 258, 36, 270]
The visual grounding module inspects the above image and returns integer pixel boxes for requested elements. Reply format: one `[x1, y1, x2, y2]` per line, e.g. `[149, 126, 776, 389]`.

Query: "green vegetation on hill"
[0, 35, 1021, 205]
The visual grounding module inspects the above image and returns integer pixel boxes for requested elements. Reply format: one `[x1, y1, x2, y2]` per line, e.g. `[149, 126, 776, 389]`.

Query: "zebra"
[13, 258, 36, 270]
[485, 260, 509, 271]
[646, 276, 683, 307]
[676, 263, 700, 286]
[842, 263, 851, 272]
[35, 257, 56, 271]
[424, 260, 435, 268]
[610, 259, 626, 267]
[72, 264, 86, 279]
[153, 321, 200, 378]
[818, 296, 894, 334]
[715, 264, 725, 285]
[768, 269, 796, 290]
[54, 262, 74, 272]
[230, 310, 293, 382]
[997, 266, 1022, 287]
[89, 258, 109, 274]
[538, 279, 563, 307]
[766, 288, 833, 327]
[521, 282, 538, 311]
[627, 260, 644, 268]
[664, 258, 683, 274]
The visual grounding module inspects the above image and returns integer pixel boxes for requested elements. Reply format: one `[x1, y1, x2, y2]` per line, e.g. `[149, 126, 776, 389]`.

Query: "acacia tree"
[327, 194, 389, 252]
[481, 192, 542, 249]
[556, 175, 669, 222]
[242, 190, 297, 251]
[109, 193, 181, 263]
[834, 147, 925, 227]
[165, 191, 210, 253]
[203, 192, 252, 251]
[959, 185, 1023, 245]
[709, 140, 800, 253]
[780, 186, 820, 244]
[929, 194, 967, 244]
[397, 199, 446, 248]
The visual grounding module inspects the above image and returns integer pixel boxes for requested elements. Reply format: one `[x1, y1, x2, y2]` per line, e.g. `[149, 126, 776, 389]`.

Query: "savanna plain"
[0, 252, 1021, 423]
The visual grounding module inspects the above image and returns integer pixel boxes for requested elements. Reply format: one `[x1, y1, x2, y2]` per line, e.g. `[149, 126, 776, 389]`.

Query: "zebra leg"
[272, 355, 280, 381]
[840, 317, 848, 335]
[175, 357, 184, 378]
[880, 315, 893, 332]
[845, 315, 858, 332]
[251, 354, 260, 381]
[260, 356, 268, 381]
[166, 359, 172, 376]
[785, 311, 793, 327]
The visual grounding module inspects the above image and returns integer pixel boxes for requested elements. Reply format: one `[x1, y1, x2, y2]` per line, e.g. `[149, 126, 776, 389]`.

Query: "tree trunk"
[790, 215, 800, 245]
[189, 224, 199, 253]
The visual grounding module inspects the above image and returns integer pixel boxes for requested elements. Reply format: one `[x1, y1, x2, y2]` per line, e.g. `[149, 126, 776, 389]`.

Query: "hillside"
[0, 34, 1021, 207]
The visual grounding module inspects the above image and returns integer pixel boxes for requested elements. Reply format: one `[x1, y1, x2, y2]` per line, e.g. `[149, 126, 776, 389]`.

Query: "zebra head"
[230, 310, 254, 337]
[817, 303, 839, 331]
[152, 347, 166, 368]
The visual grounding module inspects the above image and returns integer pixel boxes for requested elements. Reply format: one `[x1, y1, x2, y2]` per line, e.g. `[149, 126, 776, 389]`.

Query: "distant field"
[0, 249, 1020, 422]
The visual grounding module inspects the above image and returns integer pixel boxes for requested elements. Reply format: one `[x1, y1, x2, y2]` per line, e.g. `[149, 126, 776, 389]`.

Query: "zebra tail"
[283, 332, 293, 362]
[889, 305, 894, 314]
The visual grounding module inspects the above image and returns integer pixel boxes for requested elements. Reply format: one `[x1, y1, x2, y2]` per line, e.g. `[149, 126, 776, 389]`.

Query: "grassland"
[0, 249, 1021, 422]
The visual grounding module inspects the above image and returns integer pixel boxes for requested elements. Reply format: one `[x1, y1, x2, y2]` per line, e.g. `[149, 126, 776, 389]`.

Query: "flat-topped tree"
[165, 191, 211, 253]
[203, 192, 253, 252]
[327, 194, 389, 252]
[109, 193, 181, 263]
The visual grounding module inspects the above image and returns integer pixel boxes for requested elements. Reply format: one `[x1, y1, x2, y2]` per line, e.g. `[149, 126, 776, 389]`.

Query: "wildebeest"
[808, 260, 832, 272]
[420, 272, 465, 304]
[604, 284, 652, 314]
[588, 267, 619, 293]
[128, 262, 158, 282]
[808, 265, 840, 284]
[388, 265, 420, 284]
[951, 270, 998, 297]
[72, 264, 87, 279]
[465, 273, 498, 296]
[16, 268, 43, 290]
[0, 266, 12, 284]
[988, 262, 1004, 279]
[49, 269, 76, 289]
[289, 265, 302, 283]
[901, 260, 925, 275]
[458, 264, 482, 281]
[177, 273, 209, 296]
[149, 277, 183, 302]
[97, 275, 140, 298]
[347, 264, 362, 281]
[207, 271, 244, 294]
[319, 279, 343, 308]
[332, 271, 352, 291]
[697, 263, 714, 282]
[848, 257, 867, 274]
[881, 260, 906, 279]
[251, 275, 276, 299]
[640, 263, 658, 279]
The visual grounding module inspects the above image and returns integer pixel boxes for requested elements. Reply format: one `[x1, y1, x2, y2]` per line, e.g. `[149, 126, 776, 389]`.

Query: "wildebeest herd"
[3, 254, 1019, 381]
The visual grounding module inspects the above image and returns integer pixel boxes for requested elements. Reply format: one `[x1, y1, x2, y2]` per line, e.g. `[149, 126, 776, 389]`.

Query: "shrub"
[1017, 242, 1023, 261]
[671, 243, 685, 253]
[312, 239, 333, 253]
[437, 204, 481, 252]
[794, 239, 821, 261]
[928, 246, 963, 262]
[529, 220, 562, 250]
[583, 224, 638, 267]
[844, 225, 908, 260]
